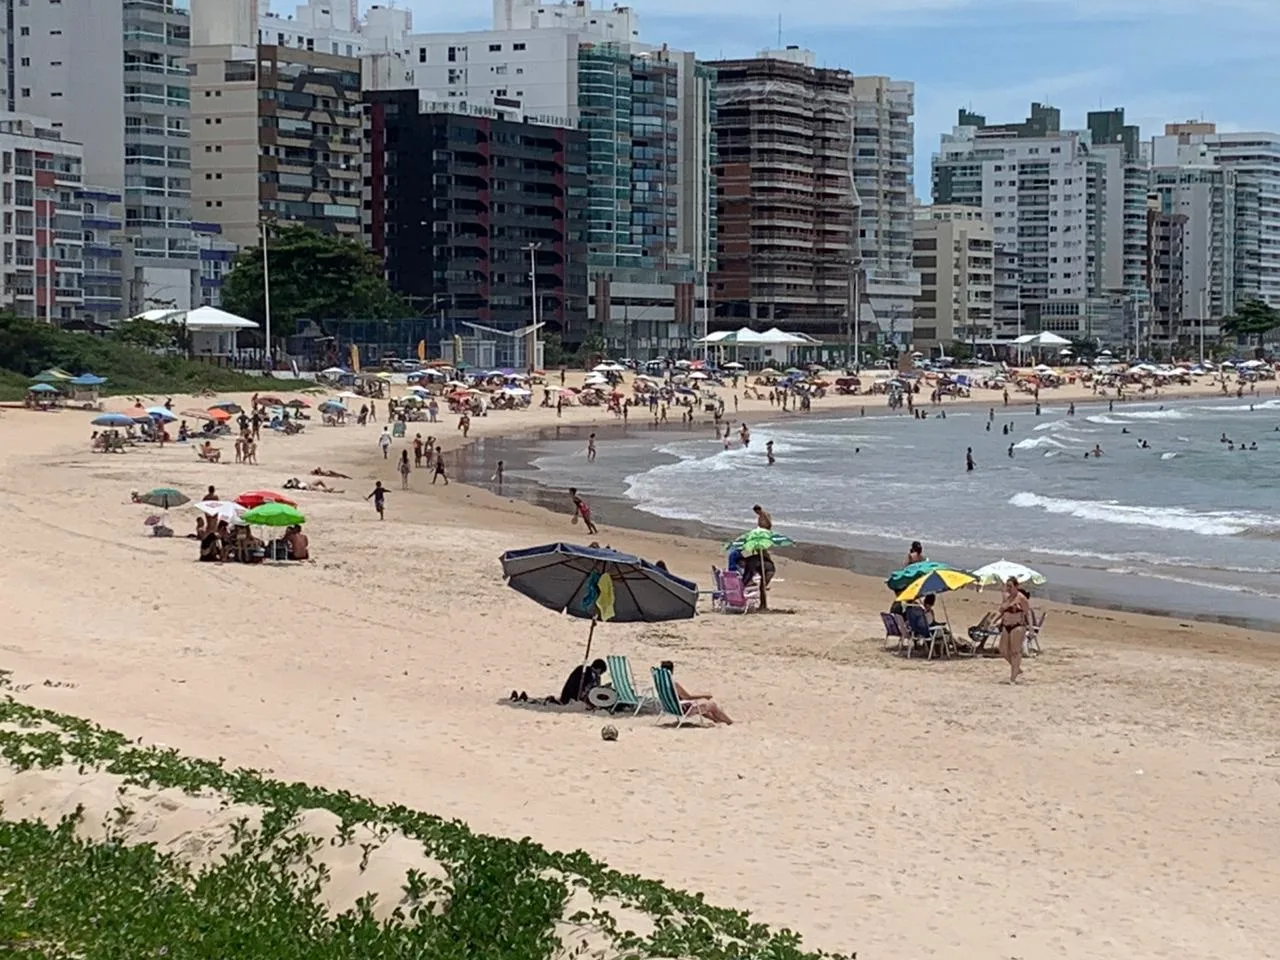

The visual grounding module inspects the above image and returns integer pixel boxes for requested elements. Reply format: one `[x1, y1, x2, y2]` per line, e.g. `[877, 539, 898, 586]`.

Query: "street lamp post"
[260, 219, 273, 370]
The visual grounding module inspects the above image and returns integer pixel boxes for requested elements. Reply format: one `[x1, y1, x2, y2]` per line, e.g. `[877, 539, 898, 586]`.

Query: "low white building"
[141, 305, 259, 359]
[695, 327, 822, 367]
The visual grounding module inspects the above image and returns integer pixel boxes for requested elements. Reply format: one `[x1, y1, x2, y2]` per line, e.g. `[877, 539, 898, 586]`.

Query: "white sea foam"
[1114, 409, 1191, 421]
[1160, 452, 1179, 461]
[1013, 436, 1069, 451]
[1034, 419, 1072, 432]
[1009, 492, 1277, 537]
[1085, 414, 1126, 425]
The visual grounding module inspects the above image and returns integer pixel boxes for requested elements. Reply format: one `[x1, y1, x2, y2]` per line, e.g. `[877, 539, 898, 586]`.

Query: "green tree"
[1221, 299, 1280, 346]
[110, 317, 178, 352]
[220, 224, 407, 339]
[1066, 337, 1099, 362]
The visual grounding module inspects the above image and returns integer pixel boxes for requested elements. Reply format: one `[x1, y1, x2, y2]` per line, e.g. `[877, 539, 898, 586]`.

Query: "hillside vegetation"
[0, 315, 264, 401]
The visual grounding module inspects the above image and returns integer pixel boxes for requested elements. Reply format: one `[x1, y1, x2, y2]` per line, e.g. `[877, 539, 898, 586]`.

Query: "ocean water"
[511, 397, 1280, 628]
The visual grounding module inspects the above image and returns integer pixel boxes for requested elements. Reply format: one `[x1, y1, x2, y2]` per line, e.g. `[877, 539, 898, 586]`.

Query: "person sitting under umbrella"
[661, 660, 733, 725]
[558, 658, 607, 705]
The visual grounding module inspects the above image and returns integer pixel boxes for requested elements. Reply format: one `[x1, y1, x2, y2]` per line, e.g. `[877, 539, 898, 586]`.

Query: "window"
[513, 42, 526, 51]
[20, 88, 30, 98]
[50, 60, 61, 67]
[488, 43, 501, 52]
[50, 91, 61, 97]
[418, 47, 426, 62]
[19, 27, 29, 36]
[20, 57, 29, 67]
[447, 46, 456, 62]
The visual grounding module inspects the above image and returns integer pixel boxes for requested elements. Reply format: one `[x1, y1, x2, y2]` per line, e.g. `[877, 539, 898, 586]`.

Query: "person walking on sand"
[378, 426, 392, 459]
[365, 480, 387, 520]
[398, 449, 411, 489]
[432, 447, 449, 485]
[492, 459, 505, 490]
[413, 434, 423, 468]
[570, 487, 598, 535]
[998, 577, 1030, 683]
[966, 447, 975, 472]
[587, 432, 597, 463]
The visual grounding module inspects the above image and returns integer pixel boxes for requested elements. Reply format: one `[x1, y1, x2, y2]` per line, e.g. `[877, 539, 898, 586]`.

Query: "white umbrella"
[722, 361, 745, 370]
[337, 390, 362, 399]
[500, 386, 532, 397]
[971, 560, 1046, 586]
[687, 371, 709, 380]
[193, 500, 247, 525]
[321, 366, 347, 376]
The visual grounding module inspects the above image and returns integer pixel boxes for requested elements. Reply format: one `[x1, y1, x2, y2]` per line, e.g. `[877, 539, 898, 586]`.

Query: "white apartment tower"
[6, 0, 197, 320]
[1152, 122, 1280, 313]
[851, 76, 919, 343]
[932, 104, 1110, 342]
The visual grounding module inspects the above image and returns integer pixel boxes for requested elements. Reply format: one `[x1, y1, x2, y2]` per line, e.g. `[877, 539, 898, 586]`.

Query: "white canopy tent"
[145, 306, 259, 357]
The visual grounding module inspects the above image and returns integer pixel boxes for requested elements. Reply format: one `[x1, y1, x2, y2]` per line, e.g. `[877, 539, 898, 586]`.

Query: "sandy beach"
[2, 372, 1279, 959]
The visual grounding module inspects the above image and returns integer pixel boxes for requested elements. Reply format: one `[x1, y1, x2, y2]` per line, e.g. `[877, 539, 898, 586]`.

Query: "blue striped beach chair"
[605, 655, 655, 716]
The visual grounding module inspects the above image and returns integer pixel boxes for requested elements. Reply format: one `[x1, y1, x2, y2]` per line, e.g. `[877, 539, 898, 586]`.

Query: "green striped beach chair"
[605, 655, 655, 716]
[650, 666, 709, 728]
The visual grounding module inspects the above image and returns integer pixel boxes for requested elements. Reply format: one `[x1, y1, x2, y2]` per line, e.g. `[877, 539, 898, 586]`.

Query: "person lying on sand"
[311, 467, 351, 478]
[283, 477, 344, 493]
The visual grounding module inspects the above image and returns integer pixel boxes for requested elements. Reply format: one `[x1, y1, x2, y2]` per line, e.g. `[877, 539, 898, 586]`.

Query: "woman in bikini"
[998, 576, 1030, 683]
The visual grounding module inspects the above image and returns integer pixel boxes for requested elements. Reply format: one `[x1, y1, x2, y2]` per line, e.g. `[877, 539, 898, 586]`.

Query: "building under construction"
[709, 48, 858, 341]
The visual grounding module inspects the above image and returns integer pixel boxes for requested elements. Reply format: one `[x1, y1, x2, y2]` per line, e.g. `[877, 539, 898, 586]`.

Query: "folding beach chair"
[717, 570, 757, 614]
[1023, 611, 1046, 656]
[881, 612, 905, 653]
[605, 655, 656, 716]
[650, 666, 709, 728]
[904, 605, 956, 660]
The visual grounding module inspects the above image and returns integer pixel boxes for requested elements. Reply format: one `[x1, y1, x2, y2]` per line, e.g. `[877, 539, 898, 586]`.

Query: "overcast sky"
[385, 1, 1279, 195]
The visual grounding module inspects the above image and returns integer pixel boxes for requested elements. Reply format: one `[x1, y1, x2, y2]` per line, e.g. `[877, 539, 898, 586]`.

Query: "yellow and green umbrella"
[895, 568, 976, 602]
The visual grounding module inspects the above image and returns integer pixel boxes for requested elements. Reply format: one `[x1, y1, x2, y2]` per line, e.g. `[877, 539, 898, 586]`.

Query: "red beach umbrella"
[234, 490, 298, 509]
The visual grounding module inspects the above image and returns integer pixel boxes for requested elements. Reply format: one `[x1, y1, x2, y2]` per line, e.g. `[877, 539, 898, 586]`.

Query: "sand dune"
[0, 376, 1277, 959]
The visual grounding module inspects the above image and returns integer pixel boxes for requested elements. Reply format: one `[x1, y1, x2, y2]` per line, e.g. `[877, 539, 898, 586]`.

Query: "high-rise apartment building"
[708, 48, 857, 342]
[1148, 163, 1237, 349]
[1087, 108, 1149, 350]
[363, 0, 717, 357]
[0, 113, 84, 322]
[933, 103, 1110, 341]
[1153, 123, 1280, 315]
[6, 0, 197, 321]
[911, 205, 994, 353]
[363, 90, 588, 367]
[851, 75, 919, 341]
[187, 40, 362, 248]
[193, 0, 410, 55]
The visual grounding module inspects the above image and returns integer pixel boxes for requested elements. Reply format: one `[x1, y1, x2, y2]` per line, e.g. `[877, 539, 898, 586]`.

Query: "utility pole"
[525, 241, 541, 370]
[260, 219, 273, 370]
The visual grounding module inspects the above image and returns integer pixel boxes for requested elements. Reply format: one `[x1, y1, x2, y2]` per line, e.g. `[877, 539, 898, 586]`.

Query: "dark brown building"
[709, 53, 858, 340]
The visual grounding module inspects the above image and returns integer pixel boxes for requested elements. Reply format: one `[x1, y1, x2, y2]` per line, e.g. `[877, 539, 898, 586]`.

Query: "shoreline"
[442, 404, 1280, 635]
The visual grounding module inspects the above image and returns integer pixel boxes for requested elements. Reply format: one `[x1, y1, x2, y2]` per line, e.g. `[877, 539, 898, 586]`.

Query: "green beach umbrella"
[726, 529, 794, 555]
[137, 487, 190, 510]
[240, 502, 305, 527]
[727, 528, 794, 610]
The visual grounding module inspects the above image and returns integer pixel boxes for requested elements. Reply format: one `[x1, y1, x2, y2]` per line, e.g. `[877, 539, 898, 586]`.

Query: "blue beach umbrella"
[92, 413, 136, 428]
[28, 382, 59, 393]
[147, 406, 177, 421]
[500, 542, 698, 662]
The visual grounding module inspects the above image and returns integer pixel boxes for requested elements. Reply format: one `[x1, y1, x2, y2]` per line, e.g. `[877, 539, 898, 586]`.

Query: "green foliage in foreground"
[0, 315, 263, 402]
[0, 686, 848, 960]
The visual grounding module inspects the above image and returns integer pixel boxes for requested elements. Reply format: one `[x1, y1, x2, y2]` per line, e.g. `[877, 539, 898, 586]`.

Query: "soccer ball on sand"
[600, 724, 619, 742]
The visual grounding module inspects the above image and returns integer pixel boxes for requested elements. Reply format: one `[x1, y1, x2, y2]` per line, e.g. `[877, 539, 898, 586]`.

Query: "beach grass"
[0, 680, 847, 960]
[0, 315, 264, 402]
